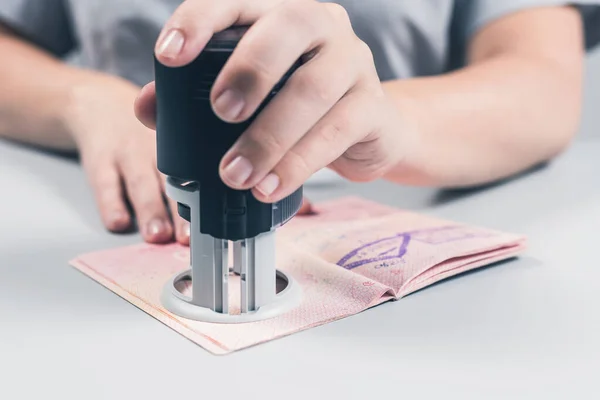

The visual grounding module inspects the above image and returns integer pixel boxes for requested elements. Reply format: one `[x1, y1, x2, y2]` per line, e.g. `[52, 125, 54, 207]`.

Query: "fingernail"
[214, 89, 245, 121]
[255, 173, 280, 197]
[146, 218, 166, 237]
[157, 29, 185, 59]
[223, 156, 253, 186]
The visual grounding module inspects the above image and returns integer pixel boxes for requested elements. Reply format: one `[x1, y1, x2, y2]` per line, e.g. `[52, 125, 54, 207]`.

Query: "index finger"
[154, 0, 284, 67]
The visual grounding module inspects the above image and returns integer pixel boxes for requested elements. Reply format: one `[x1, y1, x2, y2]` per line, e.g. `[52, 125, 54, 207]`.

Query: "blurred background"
[580, 48, 600, 140]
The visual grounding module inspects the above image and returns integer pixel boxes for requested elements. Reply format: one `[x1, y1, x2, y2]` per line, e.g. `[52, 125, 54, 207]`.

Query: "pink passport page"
[70, 197, 526, 355]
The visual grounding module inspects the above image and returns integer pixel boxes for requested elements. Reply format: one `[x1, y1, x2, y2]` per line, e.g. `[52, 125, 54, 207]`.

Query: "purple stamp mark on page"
[336, 225, 495, 270]
[337, 233, 411, 270]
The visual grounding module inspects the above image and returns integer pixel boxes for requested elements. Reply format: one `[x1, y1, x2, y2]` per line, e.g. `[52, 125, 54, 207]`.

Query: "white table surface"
[1, 50, 599, 400]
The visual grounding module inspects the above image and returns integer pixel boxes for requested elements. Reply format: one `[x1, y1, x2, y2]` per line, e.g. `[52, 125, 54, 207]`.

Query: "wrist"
[379, 83, 435, 186]
[61, 69, 102, 146]
[62, 71, 140, 147]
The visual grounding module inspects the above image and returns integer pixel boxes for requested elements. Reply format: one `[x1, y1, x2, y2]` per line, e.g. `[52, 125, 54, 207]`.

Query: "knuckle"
[290, 69, 336, 104]
[283, 148, 313, 180]
[171, 1, 210, 29]
[356, 39, 374, 61]
[281, 0, 334, 38]
[115, 147, 133, 164]
[245, 127, 286, 159]
[352, 40, 376, 75]
[280, 0, 314, 30]
[317, 121, 346, 147]
[234, 54, 274, 87]
[324, 3, 351, 26]
[125, 171, 150, 193]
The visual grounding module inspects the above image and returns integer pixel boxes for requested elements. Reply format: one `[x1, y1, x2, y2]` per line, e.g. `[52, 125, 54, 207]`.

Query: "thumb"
[134, 81, 157, 130]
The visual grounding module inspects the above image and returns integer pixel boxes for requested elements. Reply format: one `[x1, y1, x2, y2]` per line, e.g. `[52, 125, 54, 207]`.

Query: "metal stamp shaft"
[194, 235, 228, 312]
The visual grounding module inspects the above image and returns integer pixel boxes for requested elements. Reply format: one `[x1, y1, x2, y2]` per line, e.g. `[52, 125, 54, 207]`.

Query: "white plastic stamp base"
[162, 177, 302, 324]
[161, 269, 302, 323]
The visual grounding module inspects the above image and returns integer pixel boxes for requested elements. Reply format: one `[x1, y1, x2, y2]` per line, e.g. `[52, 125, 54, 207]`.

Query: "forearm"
[383, 7, 584, 188]
[0, 28, 122, 151]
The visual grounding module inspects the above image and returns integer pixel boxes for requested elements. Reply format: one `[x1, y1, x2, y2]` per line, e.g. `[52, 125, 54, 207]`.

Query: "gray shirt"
[1, 0, 600, 86]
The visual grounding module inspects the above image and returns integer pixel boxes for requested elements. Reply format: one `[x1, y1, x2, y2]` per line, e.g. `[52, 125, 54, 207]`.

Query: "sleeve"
[0, 0, 76, 56]
[454, 0, 600, 51]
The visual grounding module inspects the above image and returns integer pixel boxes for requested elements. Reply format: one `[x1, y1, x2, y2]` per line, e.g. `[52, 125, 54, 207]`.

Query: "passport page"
[71, 197, 526, 354]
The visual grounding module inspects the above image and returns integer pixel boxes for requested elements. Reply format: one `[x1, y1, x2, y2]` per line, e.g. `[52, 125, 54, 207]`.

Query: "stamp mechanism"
[154, 27, 302, 323]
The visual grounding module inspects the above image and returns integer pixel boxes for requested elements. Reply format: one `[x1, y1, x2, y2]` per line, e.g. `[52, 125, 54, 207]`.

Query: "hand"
[66, 74, 190, 245]
[136, 0, 413, 205]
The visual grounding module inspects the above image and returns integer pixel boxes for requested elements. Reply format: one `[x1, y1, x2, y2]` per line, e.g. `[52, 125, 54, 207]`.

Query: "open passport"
[70, 197, 526, 355]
